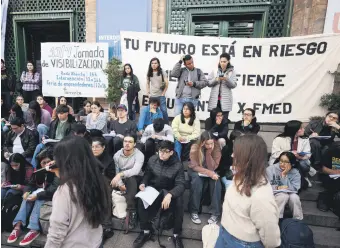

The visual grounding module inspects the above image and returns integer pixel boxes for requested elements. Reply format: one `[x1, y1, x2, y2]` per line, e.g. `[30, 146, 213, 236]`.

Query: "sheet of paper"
[31, 188, 45, 195]
[43, 139, 60, 144]
[273, 189, 297, 194]
[329, 174, 340, 179]
[198, 173, 210, 177]
[103, 133, 116, 137]
[135, 186, 159, 209]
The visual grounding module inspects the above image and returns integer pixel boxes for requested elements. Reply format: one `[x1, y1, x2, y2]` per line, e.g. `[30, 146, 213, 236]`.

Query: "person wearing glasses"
[305, 111, 340, 169]
[234, 108, 260, 134]
[266, 151, 303, 220]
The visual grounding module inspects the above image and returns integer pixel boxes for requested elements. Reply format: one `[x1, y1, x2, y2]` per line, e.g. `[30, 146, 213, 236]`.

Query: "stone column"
[85, 0, 97, 42]
[152, 0, 166, 33]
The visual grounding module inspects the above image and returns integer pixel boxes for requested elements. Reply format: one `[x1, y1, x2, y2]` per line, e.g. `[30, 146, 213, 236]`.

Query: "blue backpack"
[280, 219, 315, 248]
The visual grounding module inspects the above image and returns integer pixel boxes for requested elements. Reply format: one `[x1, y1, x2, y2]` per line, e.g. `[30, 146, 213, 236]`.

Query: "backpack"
[39, 201, 53, 234]
[1, 194, 23, 232]
[111, 190, 127, 219]
[280, 218, 315, 248]
[152, 208, 175, 248]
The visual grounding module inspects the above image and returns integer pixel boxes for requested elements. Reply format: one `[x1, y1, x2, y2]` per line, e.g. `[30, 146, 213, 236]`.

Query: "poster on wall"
[41, 42, 109, 98]
[121, 31, 340, 123]
[324, 0, 340, 33]
[96, 0, 151, 59]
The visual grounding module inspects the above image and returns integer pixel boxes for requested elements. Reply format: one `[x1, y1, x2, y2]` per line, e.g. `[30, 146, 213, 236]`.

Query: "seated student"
[4, 117, 39, 160]
[107, 104, 117, 122]
[205, 107, 229, 149]
[86, 101, 107, 133]
[172, 102, 200, 162]
[305, 111, 340, 169]
[216, 130, 243, 188]
[72, 123, 91, 143]
[1, 153, 33, 200]
[234, 108, 260, 134]
[140, 118, 174, 165]
[31, 105, 75, 169]
[76, 100, 91, 123]
[108, 104, 137, 155]
[15, 95, 28, 112]
[267, 152, 303, 220]
[134, 141, 185, 248]
[25, 101, 51, 141]
[36, 95, 53, 117]
[188, 131, 222, 225]
[51, 96, 74, 120]
[111, 133, 144, 229]
[270, 120, 315, 187]
[137, 97, 163, 134]
[7, 149, 60, 245]
[317, 141, 340, 217]
[2, 104, 26, 133]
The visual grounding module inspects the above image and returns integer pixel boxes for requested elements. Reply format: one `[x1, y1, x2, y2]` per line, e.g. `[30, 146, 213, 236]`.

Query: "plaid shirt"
[21, 71, 40, 91]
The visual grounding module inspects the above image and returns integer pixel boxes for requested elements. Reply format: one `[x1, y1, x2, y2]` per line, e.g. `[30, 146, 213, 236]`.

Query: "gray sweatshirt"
[266, 163, 301, 192]
[114, 148, 144, 186]
[140, 124, 174, 143]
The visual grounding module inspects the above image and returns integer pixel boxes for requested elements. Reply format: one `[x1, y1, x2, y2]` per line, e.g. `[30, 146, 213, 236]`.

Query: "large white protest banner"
[121, 31, 340, 123]
[41, 43, 108, 97]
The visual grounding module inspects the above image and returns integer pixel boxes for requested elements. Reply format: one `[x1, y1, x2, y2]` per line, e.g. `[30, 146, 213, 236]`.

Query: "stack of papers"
[273, 189, 297, 194]
[43, 139, 60, 144]
[135, 186, 160, 209]
[329, 174, 340, 180]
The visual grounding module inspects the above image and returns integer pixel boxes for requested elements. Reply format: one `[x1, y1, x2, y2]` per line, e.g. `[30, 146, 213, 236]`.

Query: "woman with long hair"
[188, 131, 222, 225]
[86, 101, 107, 133]
[76, 100, 92, 123]
[234, 108, 260, 134]
[171, 101, 200, 161]
[207, 53, 237, 120]
[26, 101, 51, 140]
[45, 136, 110, 247]
[267, 151, 303, 220]
[269, 120, 314, 187]
[146, 57, 169, 123]
[1, 153, 32, 200]
[20, 61, 41, 103]
[119, 64, 140, 120]
[51, 96, 74, 120]
[36, 95, 53, 116]
[2, 104, 25, 132]
[215, 135, 281, 248]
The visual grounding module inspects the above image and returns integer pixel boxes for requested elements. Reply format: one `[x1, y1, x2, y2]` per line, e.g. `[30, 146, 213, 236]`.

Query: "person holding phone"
[207, 53, 237, 121]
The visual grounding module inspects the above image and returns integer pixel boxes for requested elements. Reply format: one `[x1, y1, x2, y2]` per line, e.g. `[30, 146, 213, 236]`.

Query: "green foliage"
[104, 58, 122, 104]
[320, 93, 340, 111]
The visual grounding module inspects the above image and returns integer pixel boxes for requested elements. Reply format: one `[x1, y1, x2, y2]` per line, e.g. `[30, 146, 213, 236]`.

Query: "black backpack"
[1, 194, 23, 232]
[152, 208, 174, 248]
[280, 218, 315, 248]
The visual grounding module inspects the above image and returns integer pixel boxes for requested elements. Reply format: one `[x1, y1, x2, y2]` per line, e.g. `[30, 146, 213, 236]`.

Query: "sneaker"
[309, 167, 317, 177]
[190, 213, 202, 224]
[208, 215, 219, 224]
[133, 231, 152, 248]
[305, 177, 312, 188]
[19, 230, 40, 246]
[172, 236, 184, 248]
[7, 229, 20, 244]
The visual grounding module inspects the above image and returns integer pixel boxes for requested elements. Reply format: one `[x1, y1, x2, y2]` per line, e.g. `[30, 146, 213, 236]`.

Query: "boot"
[128, 211, 138, 230]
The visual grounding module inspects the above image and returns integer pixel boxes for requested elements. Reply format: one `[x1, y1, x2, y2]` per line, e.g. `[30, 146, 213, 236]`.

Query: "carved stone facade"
[85, 0, 97, 42]
[151, 0, 167, 33]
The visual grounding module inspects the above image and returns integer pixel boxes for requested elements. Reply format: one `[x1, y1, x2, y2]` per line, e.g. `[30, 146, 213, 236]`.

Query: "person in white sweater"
[215, 134, 281, 248]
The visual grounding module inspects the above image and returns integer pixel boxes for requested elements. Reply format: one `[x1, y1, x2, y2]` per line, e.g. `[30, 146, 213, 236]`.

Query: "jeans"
[298, 159, 311, 177]
[31, 143, 46, 169]
[174, 98, 199, 116]
[215, 227, 264, 248]
[123, 176, 139, 210]
[156, 96, 168, 123]
[174, 140, 194, 162]
[37, 124, 49, 142]
[1, 188, 22, 200]
[221, 177, 233, 189]
[188, 169, 222, 216]
[2, 91, 13, 108]
[13, 199, 45, 231]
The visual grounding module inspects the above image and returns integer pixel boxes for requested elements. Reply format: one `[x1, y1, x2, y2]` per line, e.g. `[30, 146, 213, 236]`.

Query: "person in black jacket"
[8, 148, 60, 245]
[234, 108, 260, 134]
[1, 59, 16, 108]
[4, 117, 39, 159]
[205, 107, 229, 149]
[133, 141, 185, 248]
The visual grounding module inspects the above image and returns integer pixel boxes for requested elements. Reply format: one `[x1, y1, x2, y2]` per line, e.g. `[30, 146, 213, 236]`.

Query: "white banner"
[324, 0, 340, 34]
[41, 43, 109, 97]
[121, 31, 340, 123]
[1, 0, 9, 60]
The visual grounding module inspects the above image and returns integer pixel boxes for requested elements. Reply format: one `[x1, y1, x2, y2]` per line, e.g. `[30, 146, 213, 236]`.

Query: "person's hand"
[161, 193, 172, 210]
[138, 130, 143, 136]
[1, 182, 7, 188]
[310, 132, 319, 137]
[216, 117, 222, 125]
[292, 150, 298, 157]
[12, 184, 21, 190]
[278, 185, 288, 190]
[23, 192, 30, 200]
[186, 81, 194, 87]
[329, 122, 340, 130]
[139, 184, 145, 191]
[333, 170, 340, 175]
[10, 92, 14, 95]
[220, 77, 227, 81]
[216, 77, 220, 82]
[27, 194, 37, 201]
[282, 164, 292, 177]
[161, 92, 165, 96]
[211, 174, 219, 181]
[119, 185, 126, 192]
[179, 137, 187, 143]
[110, 174, 121, 187]
[4, 152, 11, 160]
[180, 55, 185, 61]
[243, 120, 250, 127]
[117, 134, 124, 139]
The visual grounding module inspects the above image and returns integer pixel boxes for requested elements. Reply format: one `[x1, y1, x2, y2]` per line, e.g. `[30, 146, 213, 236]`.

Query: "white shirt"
[13, 128, 25, 154]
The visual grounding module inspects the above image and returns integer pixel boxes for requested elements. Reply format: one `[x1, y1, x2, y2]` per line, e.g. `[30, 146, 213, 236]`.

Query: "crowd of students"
[1, 53, 340, 248]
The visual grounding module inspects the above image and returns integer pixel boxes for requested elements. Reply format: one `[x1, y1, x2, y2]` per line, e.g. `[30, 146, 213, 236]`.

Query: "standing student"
[1, 59, 16, 107]
[45, 136, 110, 248]
[207, 53, 237, 120]
[146, 58, 169, 123]
[215, 135, 281, 248]
[119, 64, 140, 120]
[171, 55, 208, 115]
[20, 61, 41, 103]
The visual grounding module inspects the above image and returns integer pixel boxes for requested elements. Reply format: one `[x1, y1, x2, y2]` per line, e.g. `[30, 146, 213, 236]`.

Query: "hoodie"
[266, 163, 301, 192]
[205, 109, 229, 140]
[137, 106, 163, 131]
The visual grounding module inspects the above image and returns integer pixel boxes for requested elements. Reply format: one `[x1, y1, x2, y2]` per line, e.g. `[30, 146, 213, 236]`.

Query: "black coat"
[5, 127, 39, 158]
[234, 120, 260, 134]
[142, 154, 185, 199]
[24, 172, 60, 201]
[48, 114, 75, 139]
[205, 117, 229, 140]
[97, 151, 116, 180]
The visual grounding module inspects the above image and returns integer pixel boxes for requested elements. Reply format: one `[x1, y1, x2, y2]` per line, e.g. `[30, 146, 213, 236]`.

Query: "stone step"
[302, 200, 340, 228]
[309, 226, 340, 248]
